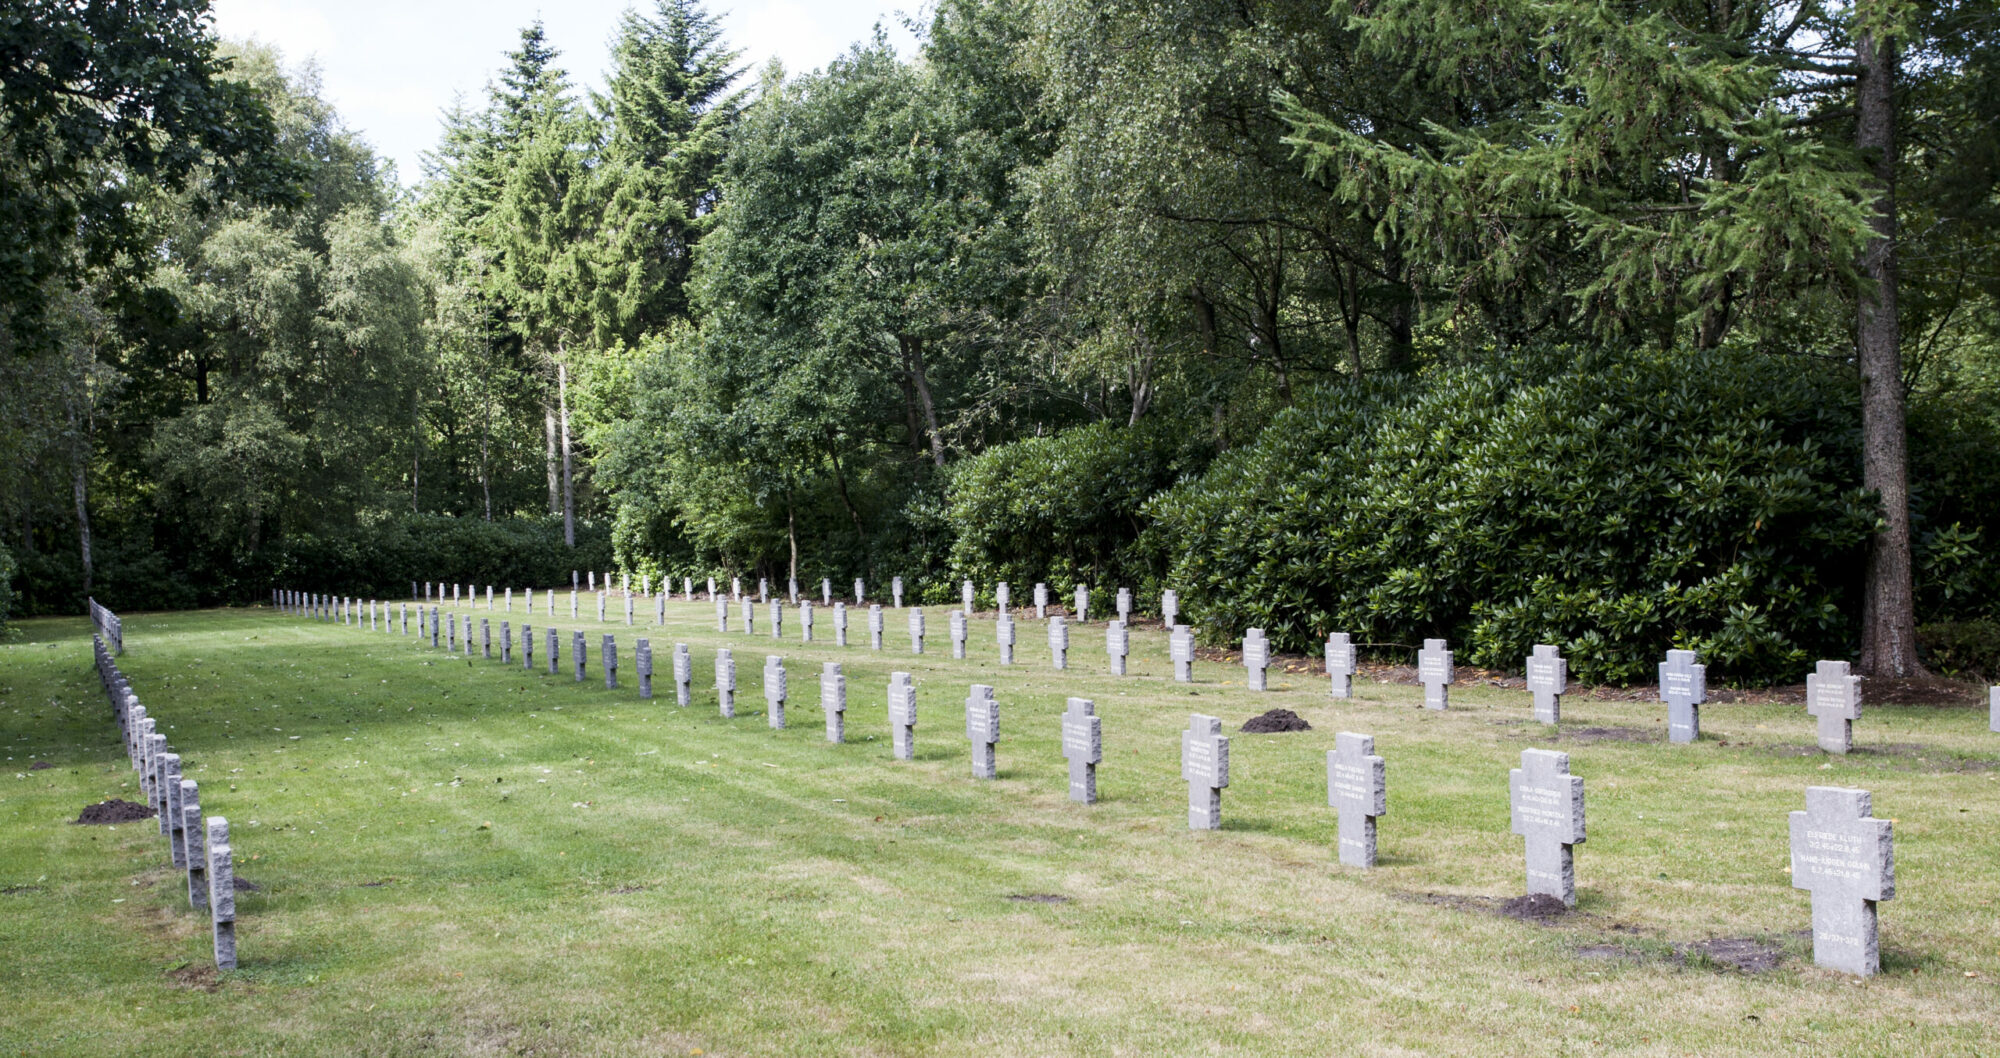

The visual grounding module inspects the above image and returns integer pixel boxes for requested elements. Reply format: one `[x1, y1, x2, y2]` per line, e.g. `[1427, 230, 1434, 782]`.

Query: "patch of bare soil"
[167, 963, 221, 992]
[29, 761, 52, 771]
[1006, 893, 1070, 904]
[233, 877, 260, 892]
[1499, 893, 1573, 924]
[1559, 726, 1658, 745]
[72, 799, 154, 825]
[1240, 708, 1312, 733]
[1682, 937, 1786, 973]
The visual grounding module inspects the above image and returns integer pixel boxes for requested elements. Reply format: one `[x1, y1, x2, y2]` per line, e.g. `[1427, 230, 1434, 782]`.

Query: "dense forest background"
[3, 0, 1998, 682]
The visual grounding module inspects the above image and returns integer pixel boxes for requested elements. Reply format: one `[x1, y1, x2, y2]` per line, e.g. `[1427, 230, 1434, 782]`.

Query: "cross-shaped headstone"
[869, 605, 884, 650]
[788, 577, 798, 604]
[769, 599, 783, 639]
[1990, 685, 1998, 734]
[684, 577, 693, 600]
[822, 578, 831, 606]
[1418, 639, 1453, 710]
[463, 614, 474, 656]
[1807, 659, 1862, 754]
[1048, 616, 1069, 670]
[1116, 588, 1131, 623]
[833, 602, 848, 646]
[801, 601, 814, 642]
[1161, 589, 1178, 628]
[908, 608, 925, 654]
[1034, 583, 1048, 619]
[430, 607, 441, 648]
[673, 643, 692, 706]
[996, 582, 1010, 615]
[161, 753, 185, 866]
[820, 662, 845, 743]
[602, 635, 618, 690]
[854, 578, 865, 604]
[506, 587, 514, 612]
[892, 576, 904, 608]
[206, 816, 236, 970]
[642, 575, 649, 597]
[1242, 629, 1270, 692]
[962, 579, 975, 614]
[1526, 644, 1567, 724]
[888, 672, 916, 759]
[1510, 748, 1587, 905]
[588, 571, 596, 591]
[624, 594, 634, 626]
[1325, 632, 1357, 698]
[656, 594, 665, 625]
[1328, 732, 1387, 867]
[764, 655, 787, 729]
[996, 614, 1015, 665]
[522, 623, 533, 669]
[597, 593, 607, 623]
[1106, 620, 1129, 676]
[1659, 648, 1707, 743]
[481, 619, 492, 659]
[573, 631, 587, 682]
[487, 585, 494, 610]
[716, 648, 736, 718]
[1790, 785, 1895, 976]
[636, 638, 653, 699]
[569, 590, 577, 619]
[732, 577, 741, 600]
[966, 684, 1000, 779]
[1171, 624, 1195, 683]
[758, 577, 768, 603]
[547, 627, 560, 676]
[1182, 714, 1230, 830]
[949, 609, 967, 659]
[180, 779, 206, 911]
[715, 597, 728, 632]
[501, 621, 513, 663]
[1062, 697, 1101, 804]
[741, 597, 755, 635]
[1073, 585, 1089, 623]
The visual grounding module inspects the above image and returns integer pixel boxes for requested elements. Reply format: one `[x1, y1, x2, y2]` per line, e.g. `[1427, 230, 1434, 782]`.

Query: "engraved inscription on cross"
[820, 662, 845, 743]
[1242, 629, 1270, 691]
[1418, 639, 1453, 710]
[1526, 644, 1567, 725]
[1659, 648, 1706, 743]
[889, 672, 917, 760]
[1509, 748, 1586, 905]
[1181, 714, 1230, 830]
[1806, 659, 1862, 754]
[1062, 697, 1101, 804]
[1328, 732, 1386, 868]
[1790, 785, 1894, 976]
[1326, 633, 1357, 699]
[763, 655, 787, 728]
[966, 684, 1000, 779]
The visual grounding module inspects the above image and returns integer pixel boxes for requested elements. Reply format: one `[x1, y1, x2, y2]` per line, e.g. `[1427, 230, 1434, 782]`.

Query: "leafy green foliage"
[273, 514, 612, 601]
[1917, 619, 2000, 680]
[1149, 347, 1878, 682]
[0, 542, 13, 627]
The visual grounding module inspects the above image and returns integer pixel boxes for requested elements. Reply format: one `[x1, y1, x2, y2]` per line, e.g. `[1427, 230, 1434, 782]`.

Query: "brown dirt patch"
[1499, 893, 1573, 924]
[29, 761, 52, 771]
[233, 877, 261, 892]
[72, 798, 155, 825]
[1557, 726, 1658, 745]
[1240, 708, 1312, 734]
[1006, 893, 1070, 904]
[1682, 937, 1786, 973]
[167, 963, 221, 992]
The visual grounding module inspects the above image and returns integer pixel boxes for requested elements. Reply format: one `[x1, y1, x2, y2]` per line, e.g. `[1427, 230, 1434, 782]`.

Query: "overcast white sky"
[210, 0, 924, 185]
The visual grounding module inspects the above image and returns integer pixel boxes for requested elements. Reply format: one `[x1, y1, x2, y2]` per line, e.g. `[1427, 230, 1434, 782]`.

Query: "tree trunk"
[900, 335, 947, 467]
[412, 390, 422, 514]
[545, 403, 560, 516]
[1855, 28, 1922, 678]
[825, 431, 870, 558]
[68, 406, 92, 597]
[481, 344, 493, 522]
[785, 485, 799, 587]
[558, 361, 575, 548]
[1382, 242, 1415, 373]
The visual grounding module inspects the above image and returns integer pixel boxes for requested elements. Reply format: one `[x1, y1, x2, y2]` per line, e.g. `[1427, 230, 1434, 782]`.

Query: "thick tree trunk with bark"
[899, 335, 947, 467]
[558, 362, 575, 548]
[69, 407, 91, 596]
[1855, 30, 1923, 678]
[545, 404, 560, 516]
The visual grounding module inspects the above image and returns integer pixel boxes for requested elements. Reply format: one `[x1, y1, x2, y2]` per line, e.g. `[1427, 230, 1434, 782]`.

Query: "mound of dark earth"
[73, 799, 155, 825]
[29, 761, 52, 771]
[1499, 893, 1572, 924]
[1241, 708, 1312, 733]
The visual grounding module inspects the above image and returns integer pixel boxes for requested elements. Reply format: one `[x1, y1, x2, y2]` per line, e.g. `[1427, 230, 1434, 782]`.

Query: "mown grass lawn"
[2, 602, 1997, 1056]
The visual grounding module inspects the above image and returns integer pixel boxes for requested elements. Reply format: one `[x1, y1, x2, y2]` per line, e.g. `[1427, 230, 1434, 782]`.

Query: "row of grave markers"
[91, 623, 237, 970]
[287, 589, 1927, 977]
[393, 579, 1169, 623]
[88, 597, 123, 655]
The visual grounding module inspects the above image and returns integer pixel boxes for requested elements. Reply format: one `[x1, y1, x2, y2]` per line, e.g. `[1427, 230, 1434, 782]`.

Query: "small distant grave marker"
[741, 597, 755, 635]
[500, 621, 512, 663]
[206, 816, 237, 970]
[833, 602, 848, 646]
[1659, 649, 1707, 743]
[1806, 659, 1862, 754]
[573, 631, 587, 682]
[892, 576, 904, 608]
[966, 684, 1000, 779]
[853, 578, 865, 604]
[655, 594, 665, 625]
[889, 672, 916, 759]
[822, 578, 831, 606]
[547, 628, 559, 676]
[949, 609, 967, 659]
[769, 599, 782, 639]
[522, 624, 533, 669]
[481, 619, 491, 659]
[602, 635, 618, 690]
[1418, 639, 1453, 710]
[821, 662, 845, 742]
[801, 601, 814, 643]
[1171, 624, 1195, 683]
[716, 649, 736, 718]
[1161, 589, 1178, 628]
[673, 643, 692, 706]
[1328, 732, 1386, 868]
[180, 779, 206, 911]
[716, 597, 728, 632]
[1048, 616, 1069, 670]
[636, 638, 653, 699]
[962, 579, 975, 614]
[1181, 715, 1230, 830]
[1116, 588, 1131, 623]
[1510, 748, 1586, 906]
[1242, 629, 1270, 692]
[1326, 633, 1357, 698]
[1073, 585, 1090, 623]
[996, 582, 1010, 615]
[1106, 620, 1129, 676]
[1034, 583, 1048, 619]
[1790, 786, 1895, 976]
[908, 608, 925, 654]
[869, 605, 884, 650]
[1526, 644, 1566, 725]
[997, 614, 1016, 665]
[1062, 697, 1101, 804]
[764, 656, 787, 728]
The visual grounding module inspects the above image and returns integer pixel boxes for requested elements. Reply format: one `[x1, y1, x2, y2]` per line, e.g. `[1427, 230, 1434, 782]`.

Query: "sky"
[210, 0, 924, 185]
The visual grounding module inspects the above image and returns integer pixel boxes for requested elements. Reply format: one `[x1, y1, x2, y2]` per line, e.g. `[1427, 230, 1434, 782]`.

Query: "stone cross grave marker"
[732, 576, 741, 600]
[1510, 748, 1586, 906]
[573, 631, 587, 682]
[707, 576, 716, 600]
[1161, 589, 1178, 628]
[636, 638, 653, 699]
[801, 601, 814, 642]
[487, 585, 494, 610]
[501, 621, 512, 663]
[997, 614, 1015, 665]
[1171, 624, 1195, 683]
[522, 624, 533, 669]
[822, 578, 831, 606]
[547, 628, 559, 676]
[625, 594, 634, 626]
[966, 684, 1000, 779]
[162, 753, 186, 866]
[716, 597, 728, 633]
[833, 602, 847, 646]
[1182, 715, 1230, 830]
[1326, 632, 1357, 698]
[1526, 644, 1567, 724]
[481, 618, 492, 659]
[602, 635, 618, 690]
[1107, 620, 1129, 676]
[869, 605, 884, 650]
[821, 662, 845, 742]
[673, 643, 692, 705]
[1328, 732, 1387, 868]
[1242, 629, 1270, 691]
[1062, 697, 1101, 804]
[889, 672, 917, 759]
[996, 582, 1010, 614]
[742, 597, 755, 635]
[764, 655, 787, 729]
[684, 577, 694, 600]
[454, 583, 461, 604]
[950, 609, 967, 659]
[853, 578, 865, 604]
[1116, 588, 1131, 623]
[1807, 659, 1862, 754]
[589, 571, 596, 591]
[180, 779, 206, 911]
[1034, 583, 1048, 618]
[788, 577, 798, 604]
[656, 594, 666, 626]
[892, 576, 904, 608]
[463, 615, 474, 657]
[962, 579, 975, 614]
[431, 607, 442, 648]
[1660, 649, 1707, 743]
[1790, 786, 1895, 976]
[716, 648, 736, 718]
[642, 575, 650, 596]
[597, 593, 607, 623]
[525, 588, 535, 615]
[506, 588, 513, 612]
[569, 590, 578, 619]
[759, 577, 768, 603]
[1048, 616, 1069, 670]
[908, 608, 925, 654]
[206, 816, 237, 970]
[1418, 639, 1454, 710]
[1074, 585, 1090, 623]
[769, 599, 783, 639]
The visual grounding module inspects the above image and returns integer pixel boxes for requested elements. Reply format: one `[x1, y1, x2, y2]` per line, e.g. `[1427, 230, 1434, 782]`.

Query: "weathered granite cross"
[801, 601, 814, 643]
[1106, 620, 1129, 676]
[673, 643, 692, 706]
[763, 655, 787, 728]
[635, 638, 653, 699]
[1073, 585, 1090, 623]
[769, 599, 782, 639]
[965, 684, 1000, 779]
[908, 608, 926, 654]
[950, 609, 967, 659]
[820, 662, 845, 743]
[206, 816, 236, 970]
[572, 631, 587, 682]
[758, 577, 768, 603]
[1048, 616, 1069, 670]
[962, 579, 975, 614]
[1526, 644, 1567, 725]
[462, 615, 473, 657]
[715, 648, 736, 718]
[997, 614, 1016, 665]
[1659, 648, 1707, 743]
[1161, 589, 1178, 628]
[624, 593, 634, 626]
[822, 578, 831, 606]
[1116, 588, 1131, 624]
[1326, 632, 1357, 698]
[429, 606, 440, 647]
[869, 605, 884, 650]
[833, 602, 847, 646]
[888, 672, 916, 759]
[1034, 583, 1048, 618]
[1242, 629, 1270, 692]
[1181, 714, 1230, 830]
[853, 578, 865, 605]
[521, 624, 533, 669]
[788, 577, 798, 604]
[180, 778, 206, 911]
[1062, 697, 1101, 804]
[481, 619, 491, 659]
[1328, 732, 1387, 867]
[892, 576, 904, 608]
[741, 596, 754, 635]
[1510, 748, 1586, 905]
[731, 576, 741, 600]
[596, 592, 606, 623]
[1807, 659, 1862, 754]
[1171, 624, 1195, 683]
[996, 582, 1010, 614]
[602, 635, 618, 690]
[1418, 639, 1453, 710]
[1790, 785, 1895, 976]
[716, 597, 729, 633]
[656, 594, 665, 626]
[547, 627, 559, 676]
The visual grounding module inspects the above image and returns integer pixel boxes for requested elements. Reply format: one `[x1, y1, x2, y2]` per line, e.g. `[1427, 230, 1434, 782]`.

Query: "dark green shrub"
[1147, 346, 1876, 683]
[1917, 620, 2000, 680]
[0, 543, 14, 628]
[272, 514, 614, 599]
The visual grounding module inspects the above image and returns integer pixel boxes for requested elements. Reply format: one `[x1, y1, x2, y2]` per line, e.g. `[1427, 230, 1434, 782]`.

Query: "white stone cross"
[800, 601, 813, 642]
[997, 615, 1016, 665]
[854, 578, 865, 604]
[820, 662, 845, 742]
[889, 672, 916, 759]
[521, 623, 534, 668]
[715, 648, 736, 718]
[1242, 629, 1270, 691]
[1106, 620, 1129, 675]
[741, 597, 754, 635]
[1790, 785, 1895, 976]
[602, 635, 619, 690]
[869, 604, 884, 649]
[1526, 644, 1567, 725]
[966, 684, 1000, 779]
[833, 602, 848, 646]
[673, 643, 692, 706]
[962, 579, 975, 614]
[1418, 639, 1453, 710]
[1181, 714, 1230, 830]
[549, 628, 565, 674]
[1073, 585, 1090, 623]
[996, 582, 1010, 615]
[1326, 632, 1357, 698]
[769, 599, 783, 639]
[1659, 648, 1706, 743]
[1062, 697, 1101, 803]
[500, 621, 512, 664]
[908, 608, 925, 654]
[1171, 624, 1195, 683]
[1806, 659, 1862, 754]
[822, 578, 831, 606]
[715, 597, 728, 633]
[949, 609, 967, 659]
[1510, 748, 1586, 905]
[788, 577, 798, 604]
[1034, 583, 1048, 618]
[759, 577, 768, 603]
[1990, 685, 1998, 734]
[206, 816, 236, 970]
[1116, 588, 1131, 623]
[635, 638, 653, 699]
[572, 631, 587, 682]
[1048, 616, 1069, 669]
[892, 576, 904, 608]
[481, 618, 492, 659]
[763, 655, 787, 728]
[1328, 732, 1386, 867]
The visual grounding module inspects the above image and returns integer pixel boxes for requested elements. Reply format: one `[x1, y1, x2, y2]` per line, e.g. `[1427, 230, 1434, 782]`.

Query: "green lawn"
[3, 603, 1997, 1056]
